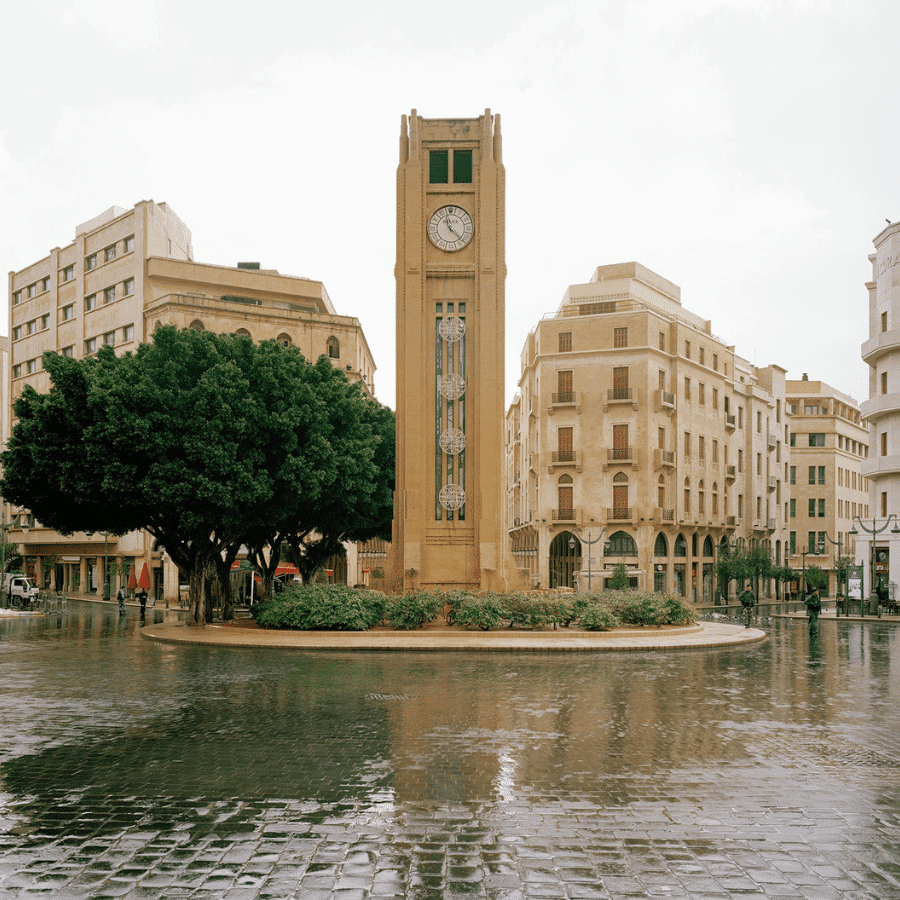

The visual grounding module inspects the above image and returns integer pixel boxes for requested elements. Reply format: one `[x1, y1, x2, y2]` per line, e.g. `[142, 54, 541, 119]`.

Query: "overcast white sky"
[2, 0, 896, 409]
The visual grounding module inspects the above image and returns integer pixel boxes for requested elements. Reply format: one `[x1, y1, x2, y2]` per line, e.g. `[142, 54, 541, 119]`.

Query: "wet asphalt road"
[1, 603, 899, 899]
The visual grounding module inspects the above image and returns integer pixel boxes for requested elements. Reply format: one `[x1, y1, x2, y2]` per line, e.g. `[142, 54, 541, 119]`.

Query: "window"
[103, 331, 116, 347]
[712, 388, 718, 410]
[62, 264, 74, 282]
[738, 449, 743, 472]
[757, 453, 762, 475]
[712, 439, 718, 463]
[613, 327, 628, 348]
[790, 466, 795, 484]
[698, 383, 705, 405]
[684, 376, 691, 400]
[808, 499, 816, 518]
[658, 370, 666, 390]
[738, 407, 744, 428]
[818, 498, 826, 518]
[123, 277, 135, 296]
[124, 235, 135, 253]
[453, 149, 472, 183]
[85, 294, 97, 311]
[808, 466, 815, 484]
[713, 352, 718, 370]
[882, 371, 888, 394]
[41, 276, 50, 292]
[40, 314, 49, 330]
[122, 324, 134, 342]
[26, 319, 36, 336]
[699, 347, 705, 366]
[612, 366, 629, 399]
[61, 345, 74, 358]
[558, 332, 572, 353]
[684, 432, 691, 458]
[790, 432, 796, 446]
[104, 286, 116, 304]
[327, 336, 340, 359]
[684, 340, 691, 358]
[659, 331, 666, 351]
[790, 499, 796, 518]
[808, 433, 825, 447]
[818, 466, 825, 484]
[12, 364, 21, 378]
[429, 150, 448, 183]
[13, 290, 22, 305]
[699, 436, 705, 461]
[26, 283, 37, 299]
[12, 326, 22, 341]
[882, 311, 888, 332]
[85, 253, 97, 270]
[84, 337, 97, 354]
[26, 358, 38, 375]
[104, 245, 116, 262]
[757, 411, 762, 432]
[684, 478, 690, 513]
[882, 492, 888, 517]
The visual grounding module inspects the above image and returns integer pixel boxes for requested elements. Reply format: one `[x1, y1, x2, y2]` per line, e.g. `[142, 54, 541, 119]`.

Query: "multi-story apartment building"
[7, 200, 376, 602]
[785, 377, 868, 596]
[860, 218, 900, 602]
[506, 262, 791, 601]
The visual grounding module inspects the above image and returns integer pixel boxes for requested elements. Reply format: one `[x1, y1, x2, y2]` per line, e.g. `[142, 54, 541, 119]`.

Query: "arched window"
[712, 482, 719, 516]
[606, 530, 637, 557]
[702, 535, 714, 557]
[276, 333, 292, 346]
[683, 477, 691, 515]
[658, 474, 665, 509]
[698, 479, 705, 516]
[654, 532, 668, 557]
[189, 319, 204, 332]
[674, 533, 687, 557]
[327, 336, 340, 359]
[235, 328, 251, 339]
[612, 472, 628, 516]
[557, 474, 573, 514]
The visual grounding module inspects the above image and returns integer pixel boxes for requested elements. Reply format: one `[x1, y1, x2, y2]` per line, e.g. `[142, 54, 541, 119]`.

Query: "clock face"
[428, 206, 474, 251]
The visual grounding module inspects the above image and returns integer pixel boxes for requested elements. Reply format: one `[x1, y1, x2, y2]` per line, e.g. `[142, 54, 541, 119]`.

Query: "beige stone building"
[785, 377, 868, 596]
[7, 200, 375, 603]
[506, 262, 792, 602]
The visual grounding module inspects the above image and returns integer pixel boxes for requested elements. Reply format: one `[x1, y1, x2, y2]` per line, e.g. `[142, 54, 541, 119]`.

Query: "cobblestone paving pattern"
[1, 606, 899, 898]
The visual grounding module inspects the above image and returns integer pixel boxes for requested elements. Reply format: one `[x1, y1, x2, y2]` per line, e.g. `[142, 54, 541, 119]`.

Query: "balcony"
[606, 507, 633, 523]
[654, 389, 676, 414]
[548, 449, 580, 472]
[726, 515, 737, 526]
[767, 433, 777, 449]
[767, 475, 777, 490]
[654, 448, 675, 469]
[725, 413, 736, 431]
[552, 507, 578, 522]
[549, 391, 579, 415]
[725, 465, 736, 481]
[605, 447, 637, 470]
[654, 507, 675, 523]
[605, 386, 637, 411]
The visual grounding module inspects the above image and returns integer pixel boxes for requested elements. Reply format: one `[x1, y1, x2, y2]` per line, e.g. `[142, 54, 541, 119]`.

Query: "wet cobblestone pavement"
[1, 604, 899, 898]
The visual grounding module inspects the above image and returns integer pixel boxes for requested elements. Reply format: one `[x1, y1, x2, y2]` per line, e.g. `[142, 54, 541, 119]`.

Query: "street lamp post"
[821, 531, 848, 617]
[567, 528, 609, 591]
[849, 514, 900, 616]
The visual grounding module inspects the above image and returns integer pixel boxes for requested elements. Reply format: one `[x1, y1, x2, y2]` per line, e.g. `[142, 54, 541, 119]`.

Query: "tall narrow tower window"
[453, 150, 472, 183]
[429, 150, 449, 183]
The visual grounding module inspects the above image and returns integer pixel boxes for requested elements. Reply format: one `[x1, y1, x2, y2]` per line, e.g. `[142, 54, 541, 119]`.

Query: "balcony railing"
[725, 413, 736, 430]
[551, 391, 577, 405]
[725, 465, 736, 480]
[607, 507, 633, 521]
[655, 507, 675, 522]
[654, 448, 675, 469]
[552, 449, 576, 464]
[552, 508, 576, 522]
[607, 447, 633, 462]
[607, 387, 633, 402]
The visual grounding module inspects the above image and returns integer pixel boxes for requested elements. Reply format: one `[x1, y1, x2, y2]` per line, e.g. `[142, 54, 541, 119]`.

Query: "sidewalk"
[140, 619, 766, 652]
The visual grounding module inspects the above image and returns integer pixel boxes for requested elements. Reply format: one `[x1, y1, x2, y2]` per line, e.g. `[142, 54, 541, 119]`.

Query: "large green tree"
[1, 327, 393, 625]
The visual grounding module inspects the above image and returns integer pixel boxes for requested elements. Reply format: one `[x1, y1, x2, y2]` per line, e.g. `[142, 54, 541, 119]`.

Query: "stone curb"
[140, 620, 765, 652]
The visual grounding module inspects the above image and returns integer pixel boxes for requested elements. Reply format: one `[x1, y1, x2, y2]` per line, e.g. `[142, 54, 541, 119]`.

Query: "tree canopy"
[0, 327, 394, 624]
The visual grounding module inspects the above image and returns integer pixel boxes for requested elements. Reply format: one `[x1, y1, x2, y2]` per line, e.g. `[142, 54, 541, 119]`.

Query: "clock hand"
[444, 218, 463, 240]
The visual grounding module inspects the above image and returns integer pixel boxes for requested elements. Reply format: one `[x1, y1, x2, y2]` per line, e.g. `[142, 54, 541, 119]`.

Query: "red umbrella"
[138, 563, 151, 590]
[127, 565, 137, 590]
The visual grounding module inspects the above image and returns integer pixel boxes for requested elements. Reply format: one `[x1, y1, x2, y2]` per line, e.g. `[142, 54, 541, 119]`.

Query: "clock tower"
[390, 109, 513, 591]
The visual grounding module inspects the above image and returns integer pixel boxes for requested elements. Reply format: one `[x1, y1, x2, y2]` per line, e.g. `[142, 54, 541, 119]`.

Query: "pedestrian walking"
[138, 589, 148, 618]
[739, 587, 755, 628]
[117, 586, 126, 614]
[805, 589, 821, 635]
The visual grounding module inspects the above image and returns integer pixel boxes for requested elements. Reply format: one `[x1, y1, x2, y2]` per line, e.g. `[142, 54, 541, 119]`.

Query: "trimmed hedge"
[253, 584, 696, 632]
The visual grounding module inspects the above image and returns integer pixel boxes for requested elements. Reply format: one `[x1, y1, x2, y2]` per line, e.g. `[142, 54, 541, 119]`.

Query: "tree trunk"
[186, 553, 208, 626]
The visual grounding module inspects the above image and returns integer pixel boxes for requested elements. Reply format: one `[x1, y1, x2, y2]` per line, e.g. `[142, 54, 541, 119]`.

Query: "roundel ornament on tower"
[439, 373, 466, 400]
[438, 316, 465, 342]
[439, 483, 466, 511]
[439, 428, 466, 455]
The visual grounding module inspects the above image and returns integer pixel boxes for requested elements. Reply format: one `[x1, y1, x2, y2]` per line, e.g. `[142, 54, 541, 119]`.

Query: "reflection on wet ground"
[1, 603, 899, 898]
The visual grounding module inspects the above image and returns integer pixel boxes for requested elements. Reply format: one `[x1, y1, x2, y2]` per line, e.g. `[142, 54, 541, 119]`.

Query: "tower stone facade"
[390, 109, 512, 591]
